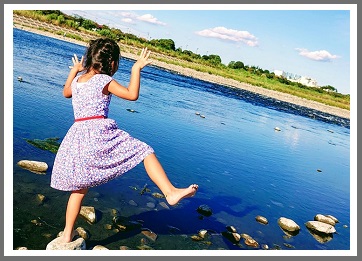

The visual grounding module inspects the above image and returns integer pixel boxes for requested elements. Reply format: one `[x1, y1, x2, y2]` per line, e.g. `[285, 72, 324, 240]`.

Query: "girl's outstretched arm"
[107, 47, 152, 101]
[63, 54, 84, 98]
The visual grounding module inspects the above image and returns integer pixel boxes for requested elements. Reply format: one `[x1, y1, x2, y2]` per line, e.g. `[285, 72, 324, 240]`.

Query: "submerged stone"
[141, 228, 158, 241]
[197, 204, 213, 217]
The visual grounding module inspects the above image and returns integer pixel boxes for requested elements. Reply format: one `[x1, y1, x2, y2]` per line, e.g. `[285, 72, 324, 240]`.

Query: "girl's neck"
[78, 69, 98, 83]
[87, 69, 98, 76]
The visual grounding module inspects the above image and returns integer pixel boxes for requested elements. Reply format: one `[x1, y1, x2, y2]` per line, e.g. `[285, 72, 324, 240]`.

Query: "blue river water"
[11, 28, 351, 251]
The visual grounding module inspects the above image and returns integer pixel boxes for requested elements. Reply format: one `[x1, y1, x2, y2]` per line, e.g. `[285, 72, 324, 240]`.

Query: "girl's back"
[71, 74, 113, 119]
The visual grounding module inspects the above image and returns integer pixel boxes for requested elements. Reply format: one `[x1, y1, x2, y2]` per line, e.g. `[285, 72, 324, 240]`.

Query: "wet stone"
[146, 202, 155, 208]
[255, 215, 268, 225]
[152, 192, 165, 199]
[197, 204, 213, 217]
[141, 228, 157, 241]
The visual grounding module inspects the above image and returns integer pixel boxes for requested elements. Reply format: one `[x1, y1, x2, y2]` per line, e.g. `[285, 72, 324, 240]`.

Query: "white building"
[298, 76, 318, 87]
[273, 70, 318, 87]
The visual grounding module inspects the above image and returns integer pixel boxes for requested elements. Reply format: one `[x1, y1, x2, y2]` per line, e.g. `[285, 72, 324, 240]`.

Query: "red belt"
[75, 115, 106, 122]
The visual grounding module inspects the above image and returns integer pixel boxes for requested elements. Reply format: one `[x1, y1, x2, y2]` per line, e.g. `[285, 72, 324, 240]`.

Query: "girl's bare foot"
[165, 184, 198, 206]
[59, 230, 79, 243]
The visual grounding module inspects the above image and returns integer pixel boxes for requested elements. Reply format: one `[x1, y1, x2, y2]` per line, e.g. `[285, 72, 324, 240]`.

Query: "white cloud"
[195, 26, 258, 47]
[295, 48, 339, 62]
[137, 14, 166, 26]
[121, 18, 134, 24]
[120, 12, 137, 18]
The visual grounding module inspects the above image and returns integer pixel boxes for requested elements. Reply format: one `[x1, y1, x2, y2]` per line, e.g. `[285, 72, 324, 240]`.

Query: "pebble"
[146, 202, 156, 208]
[129, 200, 138, 206]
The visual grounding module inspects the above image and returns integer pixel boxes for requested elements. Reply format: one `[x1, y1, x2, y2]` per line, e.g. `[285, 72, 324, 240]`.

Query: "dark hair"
[84, 38, 120, 76]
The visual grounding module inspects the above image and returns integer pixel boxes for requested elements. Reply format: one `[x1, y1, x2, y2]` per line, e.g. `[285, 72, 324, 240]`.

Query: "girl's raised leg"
[143, 153, 198, 206]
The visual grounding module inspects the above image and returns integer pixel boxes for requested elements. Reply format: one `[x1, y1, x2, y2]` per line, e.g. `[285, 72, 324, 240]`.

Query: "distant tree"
[56, 15, 65, 24]
[233, 61, 244, 69]
[36, 10, 62, 16]
[228, 61, 236, 68]
[81, 19, 97, 30]
[320, 85, 338, 93]
[208, 54, 222, 64]
[182, 50, 193, 56]
[158, 39, 176, 51]
[111, 28, 124, 41]
[202, 55, 210, 60]
[65, 19, 79, 29]
[228, 61, 244, 69]
[98, 29, 113, 39]
[150, 39, 175, 51]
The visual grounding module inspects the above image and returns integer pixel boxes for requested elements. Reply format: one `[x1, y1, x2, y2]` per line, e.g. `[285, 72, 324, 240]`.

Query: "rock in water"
[255, 215, 268, 225]
[197, 204, 213, 217]
[314, 214, 336, 226]
[141, 228, 158, 241]
[79, 206, 97, 224]
[92, 245, 109, 250]
[17, 160, 48, 173]
[46, 237, 86, 250]
[277, 217, 300, 232]
[305, 221, 336, 234]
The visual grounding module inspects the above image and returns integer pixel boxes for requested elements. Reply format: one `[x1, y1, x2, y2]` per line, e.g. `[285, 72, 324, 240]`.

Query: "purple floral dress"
[51, 74, 154, 191]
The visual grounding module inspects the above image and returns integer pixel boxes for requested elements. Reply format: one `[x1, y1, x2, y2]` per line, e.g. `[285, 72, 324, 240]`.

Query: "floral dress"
[51, 74, 154, 191]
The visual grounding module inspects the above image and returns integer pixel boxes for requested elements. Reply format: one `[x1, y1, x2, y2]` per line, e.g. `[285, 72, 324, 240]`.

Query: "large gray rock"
[46, 237, 86, 250]
[305, 221, 336, 234]
[17, 160, 48, 173]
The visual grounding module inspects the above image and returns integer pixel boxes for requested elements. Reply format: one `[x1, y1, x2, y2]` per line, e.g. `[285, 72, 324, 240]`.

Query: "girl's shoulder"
[94, 74, 113, 81]
[92, 74, 114, 87]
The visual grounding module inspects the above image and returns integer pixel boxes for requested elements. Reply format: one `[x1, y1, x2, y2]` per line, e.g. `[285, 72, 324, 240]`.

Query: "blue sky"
[11, 4, 357, 94]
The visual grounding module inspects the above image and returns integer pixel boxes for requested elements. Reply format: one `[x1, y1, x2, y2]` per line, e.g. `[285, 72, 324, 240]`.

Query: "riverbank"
[13, 23, 350, 120]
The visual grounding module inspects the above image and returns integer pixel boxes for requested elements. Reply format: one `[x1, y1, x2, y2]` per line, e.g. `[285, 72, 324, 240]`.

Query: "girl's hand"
[68, 54, 84, 72]
[133, 47, 152, 70]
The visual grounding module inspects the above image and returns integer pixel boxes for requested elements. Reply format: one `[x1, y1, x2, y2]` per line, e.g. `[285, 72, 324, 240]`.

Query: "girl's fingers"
[71, 54, 83, 66]
[140, 48, 150, 58]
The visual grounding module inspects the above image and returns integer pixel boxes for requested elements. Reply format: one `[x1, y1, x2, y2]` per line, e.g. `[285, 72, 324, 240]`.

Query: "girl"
[50, 38, 198, 243]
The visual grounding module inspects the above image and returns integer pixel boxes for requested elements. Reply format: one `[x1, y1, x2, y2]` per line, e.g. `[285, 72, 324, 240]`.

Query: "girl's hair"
[84, 38, 120, 76]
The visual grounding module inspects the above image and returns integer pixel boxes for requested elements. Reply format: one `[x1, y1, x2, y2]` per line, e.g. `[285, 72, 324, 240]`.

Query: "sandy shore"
[14, 24, 350, 120]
